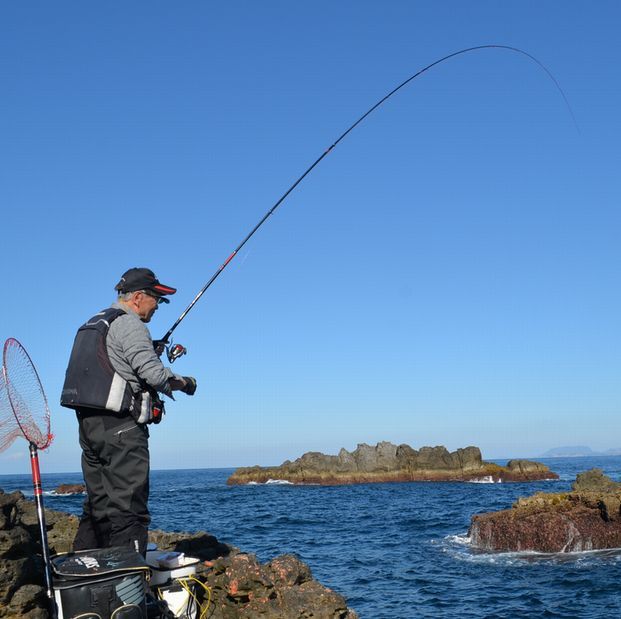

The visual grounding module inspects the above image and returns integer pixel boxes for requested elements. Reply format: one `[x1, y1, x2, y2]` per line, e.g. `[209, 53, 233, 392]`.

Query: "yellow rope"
[155, 572, 212, 618]
[176, 575, 212, 619]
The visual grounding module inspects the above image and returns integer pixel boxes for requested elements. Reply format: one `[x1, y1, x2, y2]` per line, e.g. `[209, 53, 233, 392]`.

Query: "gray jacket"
[106, 302, 180, 398]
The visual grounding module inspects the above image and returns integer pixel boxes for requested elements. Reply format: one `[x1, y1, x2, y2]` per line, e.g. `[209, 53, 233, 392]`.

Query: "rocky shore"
[227, 442, 558, 485]
[470, 468, 621, 553]
[0, 488, 357, 618]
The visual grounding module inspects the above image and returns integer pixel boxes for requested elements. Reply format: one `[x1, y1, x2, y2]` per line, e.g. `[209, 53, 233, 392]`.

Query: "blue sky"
[1, 2, 619, 474]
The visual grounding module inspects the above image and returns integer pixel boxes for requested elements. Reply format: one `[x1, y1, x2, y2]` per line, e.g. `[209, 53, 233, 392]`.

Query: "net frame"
[2, 338, 53, 449]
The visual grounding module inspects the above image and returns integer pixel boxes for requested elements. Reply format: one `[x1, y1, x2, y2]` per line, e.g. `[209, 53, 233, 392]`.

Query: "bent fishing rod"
[159, 44, 576, 363]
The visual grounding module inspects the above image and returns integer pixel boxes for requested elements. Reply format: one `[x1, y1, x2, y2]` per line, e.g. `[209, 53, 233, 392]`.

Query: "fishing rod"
[159, 44, 576, 362]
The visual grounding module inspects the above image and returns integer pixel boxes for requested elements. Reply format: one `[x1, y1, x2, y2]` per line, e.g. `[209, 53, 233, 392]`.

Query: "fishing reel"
[153, 339, 187, 364]
[166, 342, 187, 364]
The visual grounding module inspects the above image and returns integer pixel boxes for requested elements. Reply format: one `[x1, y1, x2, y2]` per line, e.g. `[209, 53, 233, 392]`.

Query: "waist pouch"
[52, 546, 150, 619]
[132, 390, 165, 425]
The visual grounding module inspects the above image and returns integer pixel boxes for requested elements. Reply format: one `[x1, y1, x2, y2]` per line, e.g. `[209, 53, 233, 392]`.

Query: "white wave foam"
[442, 532, 621, 566]
[468, 476, 499, 484]
[445, 533, 472, 546]
[245, 479, 294, 486]
[454, 548, 621, 567]
[9, 490, 83, 498]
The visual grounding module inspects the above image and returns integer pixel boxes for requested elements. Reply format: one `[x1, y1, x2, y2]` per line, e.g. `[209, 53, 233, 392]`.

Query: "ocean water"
[2, 456, 621, 618]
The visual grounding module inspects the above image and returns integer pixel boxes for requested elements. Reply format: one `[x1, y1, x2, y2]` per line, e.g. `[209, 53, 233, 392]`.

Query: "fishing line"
[160, 44, 577, 348]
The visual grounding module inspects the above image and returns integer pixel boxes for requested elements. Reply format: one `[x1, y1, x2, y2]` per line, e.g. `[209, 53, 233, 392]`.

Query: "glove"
[181, 376, 197, 396]
[152, 339, 167, 357]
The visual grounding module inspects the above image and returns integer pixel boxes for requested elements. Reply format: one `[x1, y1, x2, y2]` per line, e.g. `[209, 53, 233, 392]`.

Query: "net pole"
[29, 442, 58, 618]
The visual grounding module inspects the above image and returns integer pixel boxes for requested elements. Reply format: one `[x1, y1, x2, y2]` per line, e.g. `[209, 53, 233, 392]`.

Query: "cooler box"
[145, 550, 200, 586]
[52, 546, 150, 619]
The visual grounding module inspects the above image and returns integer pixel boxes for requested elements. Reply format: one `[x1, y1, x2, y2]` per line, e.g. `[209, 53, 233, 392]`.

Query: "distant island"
[227, 442, 558, 485]
[541, 446, 621, 458]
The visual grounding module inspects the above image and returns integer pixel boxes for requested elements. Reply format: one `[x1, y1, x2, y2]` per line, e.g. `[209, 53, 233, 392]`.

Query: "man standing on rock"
[61, 268, 197, 556]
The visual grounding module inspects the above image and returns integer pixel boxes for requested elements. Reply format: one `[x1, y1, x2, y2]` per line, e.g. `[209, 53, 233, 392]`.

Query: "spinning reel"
[153, 340, 187, 364]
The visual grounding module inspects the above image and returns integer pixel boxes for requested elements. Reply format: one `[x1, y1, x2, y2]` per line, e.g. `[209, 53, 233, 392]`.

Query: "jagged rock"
[148, 529, 232, 561]
[199, 552, 353, 618]
[355, 441, 398, 472]
[53, 484, 85, 496]
[7, 584, 46, 614]
[469, 468, 621, 553]
[573, 468, 619, 492]
[0, 488, 357, 618]
[499, 459, 555, 481]
[507, 459, 547, 474]
[227, 442, 558, 485]
[268, 554, 312, 587]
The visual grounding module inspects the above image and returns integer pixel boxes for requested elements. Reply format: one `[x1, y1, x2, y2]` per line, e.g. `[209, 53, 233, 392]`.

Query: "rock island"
[227, 441, 558, 485]
[469, 468, 621, 553]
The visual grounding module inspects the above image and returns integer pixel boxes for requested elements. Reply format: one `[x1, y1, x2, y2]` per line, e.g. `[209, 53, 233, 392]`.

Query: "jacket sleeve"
[111, 314, 178, 396]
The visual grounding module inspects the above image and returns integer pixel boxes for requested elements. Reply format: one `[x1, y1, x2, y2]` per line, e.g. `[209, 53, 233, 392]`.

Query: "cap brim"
[153, 283, 177, 295]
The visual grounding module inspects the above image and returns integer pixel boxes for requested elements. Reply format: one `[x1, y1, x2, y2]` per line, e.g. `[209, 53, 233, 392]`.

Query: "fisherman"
[61, 268, 197, 556]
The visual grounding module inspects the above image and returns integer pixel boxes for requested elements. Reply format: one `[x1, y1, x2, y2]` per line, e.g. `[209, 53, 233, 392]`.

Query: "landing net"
[2, 338, 53, 450]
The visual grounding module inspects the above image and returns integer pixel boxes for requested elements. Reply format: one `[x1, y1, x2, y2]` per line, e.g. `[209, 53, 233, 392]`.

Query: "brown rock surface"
[0, 488, 357, 618]
[469, 468, 621, 553]
[53, 484, 85, 495]
[227, 442, 558, 485]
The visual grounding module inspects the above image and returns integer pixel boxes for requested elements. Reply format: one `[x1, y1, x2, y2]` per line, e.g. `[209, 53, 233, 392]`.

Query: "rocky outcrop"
[227, 442, 558, 485]
[52, 484, 85, 495]
[469, 468, 621, 553]
[0, 489, 357, 618]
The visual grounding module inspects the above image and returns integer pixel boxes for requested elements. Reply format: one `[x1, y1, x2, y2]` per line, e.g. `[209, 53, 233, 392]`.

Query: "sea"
[2, 455, 621, 618]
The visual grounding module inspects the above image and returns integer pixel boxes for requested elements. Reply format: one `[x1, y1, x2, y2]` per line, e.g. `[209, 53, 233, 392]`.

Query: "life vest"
[61, 308, 164, 424]
[61, 308, 137, 414]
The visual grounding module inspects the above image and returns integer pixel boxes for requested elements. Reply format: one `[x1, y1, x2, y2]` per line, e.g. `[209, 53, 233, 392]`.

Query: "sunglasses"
[140, 290, 165, 305]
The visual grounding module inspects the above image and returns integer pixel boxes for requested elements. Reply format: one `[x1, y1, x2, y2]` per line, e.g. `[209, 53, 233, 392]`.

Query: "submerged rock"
[227, 442, 558, 485]
[469, 468, 621, 553]
[52, 484, 85, 496]
[0, 488, 357, 618]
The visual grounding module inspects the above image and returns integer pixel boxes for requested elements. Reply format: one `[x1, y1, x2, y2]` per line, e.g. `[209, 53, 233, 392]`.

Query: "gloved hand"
[152, 339, 167, 357]
[181, 376, 197, 396]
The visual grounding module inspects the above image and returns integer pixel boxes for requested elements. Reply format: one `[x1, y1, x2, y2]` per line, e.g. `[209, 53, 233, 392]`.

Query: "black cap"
[114, 268, 177, 303]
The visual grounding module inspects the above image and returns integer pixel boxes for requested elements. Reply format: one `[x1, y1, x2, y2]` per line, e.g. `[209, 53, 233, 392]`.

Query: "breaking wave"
[467, 476, 500, 484]
[441, 532, 621, 567]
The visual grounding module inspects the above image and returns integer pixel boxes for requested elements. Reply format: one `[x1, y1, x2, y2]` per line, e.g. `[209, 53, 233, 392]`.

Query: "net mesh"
[2, 338, 53, 450]
[0, 371, 21, 453]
